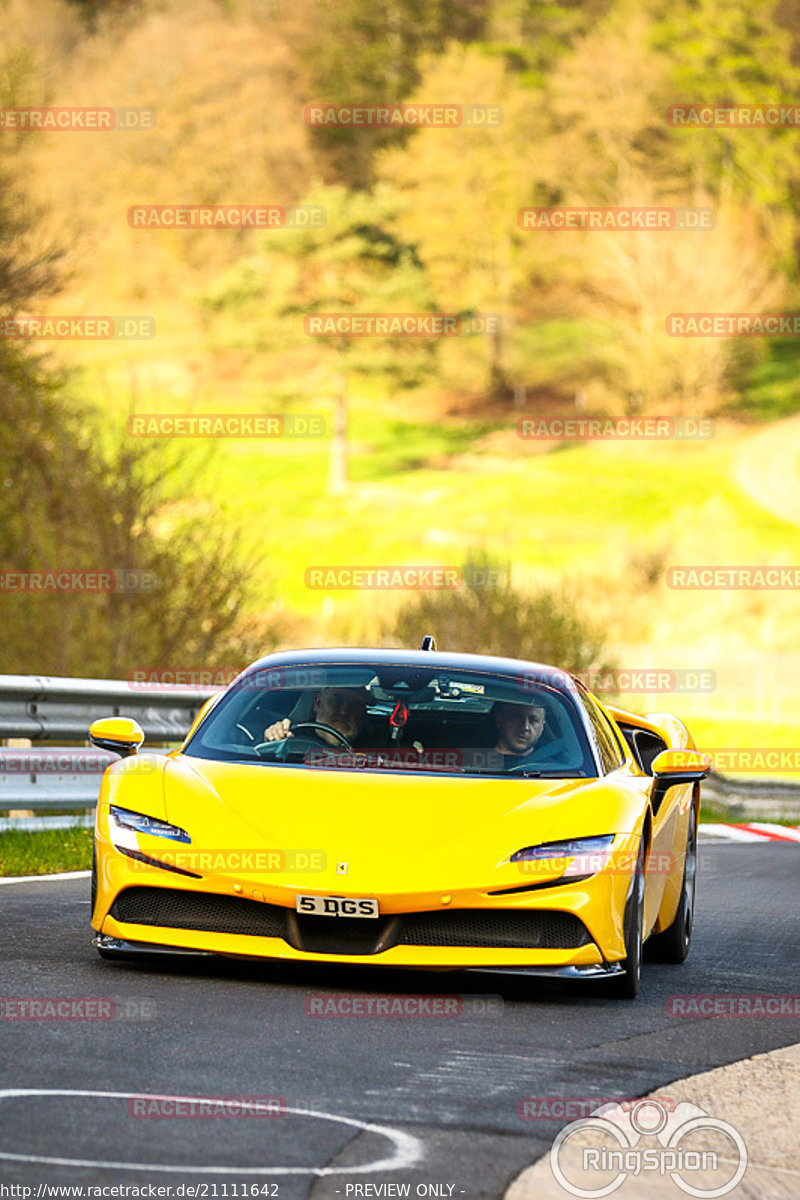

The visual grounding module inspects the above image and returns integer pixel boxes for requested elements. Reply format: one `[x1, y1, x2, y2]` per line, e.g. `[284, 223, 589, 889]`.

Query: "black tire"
[90, 843, 97, 916]
[607, 836, 645, 999]
[646, 805, 697, 964]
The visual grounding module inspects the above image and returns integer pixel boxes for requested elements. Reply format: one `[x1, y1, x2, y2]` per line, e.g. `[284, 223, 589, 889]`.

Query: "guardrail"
[0, 674, 216, 741]
[0, 674, 218, 815]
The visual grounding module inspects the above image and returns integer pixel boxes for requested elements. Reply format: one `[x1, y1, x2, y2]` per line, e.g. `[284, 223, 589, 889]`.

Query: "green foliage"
[202, 183, 440, 390]
[293, 0, 491, 186]
[391, 551, 616, 675]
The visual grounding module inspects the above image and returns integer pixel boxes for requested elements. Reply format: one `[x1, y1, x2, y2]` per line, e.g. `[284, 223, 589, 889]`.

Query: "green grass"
[0, 826, 93, 876]
[737, 337, 800, 421]
[699, 808, 799, 826]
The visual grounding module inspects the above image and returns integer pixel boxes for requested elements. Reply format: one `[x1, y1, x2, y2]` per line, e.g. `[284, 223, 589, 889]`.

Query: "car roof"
[239, 647, 577, 693]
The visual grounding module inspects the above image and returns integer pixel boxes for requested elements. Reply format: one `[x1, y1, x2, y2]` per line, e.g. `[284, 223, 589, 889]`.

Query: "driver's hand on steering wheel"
[263, 718, 293, 741]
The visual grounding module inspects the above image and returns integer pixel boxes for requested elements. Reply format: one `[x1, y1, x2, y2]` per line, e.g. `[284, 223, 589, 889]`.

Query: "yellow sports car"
[89, 643, 710, 998]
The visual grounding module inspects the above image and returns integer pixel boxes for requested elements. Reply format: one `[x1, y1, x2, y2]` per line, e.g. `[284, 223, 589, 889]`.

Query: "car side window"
[580, 690, 625, 773]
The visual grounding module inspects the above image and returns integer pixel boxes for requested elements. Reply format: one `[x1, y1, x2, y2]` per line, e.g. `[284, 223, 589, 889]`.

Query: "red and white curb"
[699, 822, 800, 843]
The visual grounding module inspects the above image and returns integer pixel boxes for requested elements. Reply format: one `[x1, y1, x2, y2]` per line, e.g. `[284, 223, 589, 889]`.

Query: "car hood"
[160, 754, 640, 897]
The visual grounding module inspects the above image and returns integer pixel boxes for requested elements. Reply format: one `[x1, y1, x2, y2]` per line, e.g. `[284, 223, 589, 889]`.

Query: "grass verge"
[0, 826, 93, 876]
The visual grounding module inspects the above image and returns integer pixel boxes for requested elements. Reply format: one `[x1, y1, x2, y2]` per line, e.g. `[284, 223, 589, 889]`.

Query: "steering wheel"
[253, 721, 353, 757]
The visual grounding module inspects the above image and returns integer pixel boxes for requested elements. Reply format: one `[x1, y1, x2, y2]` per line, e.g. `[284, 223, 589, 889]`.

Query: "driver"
[262, 687, 368, 747]
[493, 700, 547, 768]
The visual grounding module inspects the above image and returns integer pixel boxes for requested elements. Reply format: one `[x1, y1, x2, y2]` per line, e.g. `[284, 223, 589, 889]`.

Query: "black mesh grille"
[397, 909, 589, 949]
[110, 887, 287, 939]
[110, 888, 589, 952]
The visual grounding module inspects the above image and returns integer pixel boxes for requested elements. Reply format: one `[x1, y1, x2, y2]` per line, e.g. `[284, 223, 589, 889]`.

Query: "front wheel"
[646, 806, 697, 964]
[607, 836, 645, 999]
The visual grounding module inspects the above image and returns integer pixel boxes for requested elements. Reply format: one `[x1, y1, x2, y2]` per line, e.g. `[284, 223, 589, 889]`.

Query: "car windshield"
[182, 663, 597, 778]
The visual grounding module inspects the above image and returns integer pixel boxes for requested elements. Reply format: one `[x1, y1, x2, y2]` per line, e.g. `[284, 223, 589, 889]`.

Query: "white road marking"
[698, 825, 766, 842]
[742, 822, 800, 842]
[0, 870, 91, 886]
[0, 1089, 423, 1175]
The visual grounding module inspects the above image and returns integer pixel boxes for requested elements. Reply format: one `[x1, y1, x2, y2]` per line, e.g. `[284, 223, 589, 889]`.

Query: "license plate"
[296, 895, 379, 918]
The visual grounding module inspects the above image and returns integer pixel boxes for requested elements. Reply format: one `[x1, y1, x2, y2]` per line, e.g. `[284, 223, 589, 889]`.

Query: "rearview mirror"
[650, 749, 711, 814]
[651, 749, 711, 783]
[89, 717, 145, 757]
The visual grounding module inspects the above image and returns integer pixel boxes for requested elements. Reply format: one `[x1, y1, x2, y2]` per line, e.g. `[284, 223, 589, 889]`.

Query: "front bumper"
[93, 826, 641, 969]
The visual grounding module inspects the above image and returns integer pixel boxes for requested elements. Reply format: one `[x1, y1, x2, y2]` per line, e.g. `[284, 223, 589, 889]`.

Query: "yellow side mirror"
[89, 716, 145, 757]
[651, 749, 711, 781]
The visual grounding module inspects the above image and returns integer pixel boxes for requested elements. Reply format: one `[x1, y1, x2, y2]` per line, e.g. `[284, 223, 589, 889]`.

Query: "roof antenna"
[420, 635, 437, 651]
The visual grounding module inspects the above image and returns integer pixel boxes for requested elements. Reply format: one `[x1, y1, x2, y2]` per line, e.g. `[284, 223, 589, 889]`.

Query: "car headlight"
[510, 834, 615, 878]
[109, 806, 191, 845]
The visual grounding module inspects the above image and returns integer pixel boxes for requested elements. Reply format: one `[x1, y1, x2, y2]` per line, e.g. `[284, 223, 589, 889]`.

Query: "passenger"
[493, 700, 547, 768]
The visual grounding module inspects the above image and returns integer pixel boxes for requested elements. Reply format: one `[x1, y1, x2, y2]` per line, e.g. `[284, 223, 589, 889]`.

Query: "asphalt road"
[1, 843, 798, 1199]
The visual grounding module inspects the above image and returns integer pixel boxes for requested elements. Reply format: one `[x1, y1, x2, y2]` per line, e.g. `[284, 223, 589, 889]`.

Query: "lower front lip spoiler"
[94, 934, 214, 957]
[469, 963, 625, 980]
[94, 934, 622, 977]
